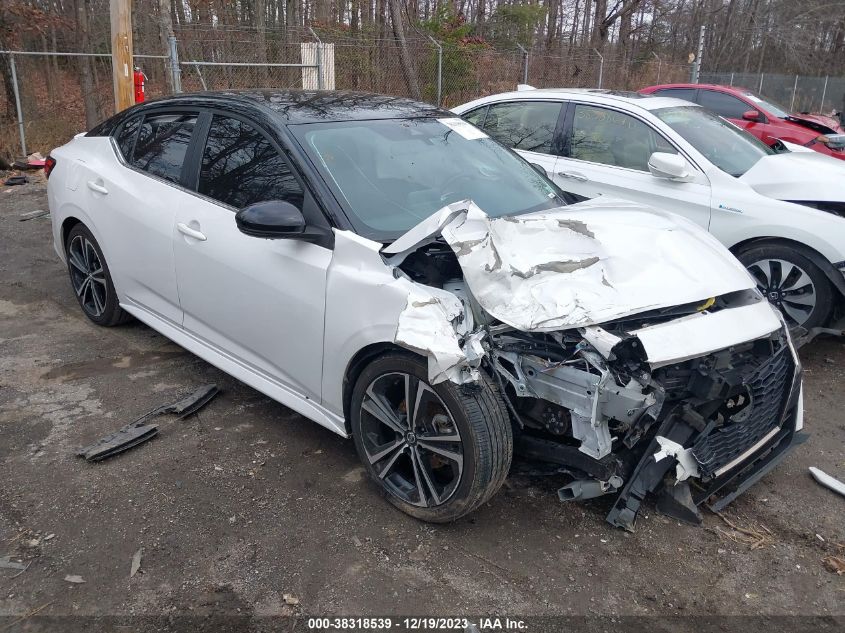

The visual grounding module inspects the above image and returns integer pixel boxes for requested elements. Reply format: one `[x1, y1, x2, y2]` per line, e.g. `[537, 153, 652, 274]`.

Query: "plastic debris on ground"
[77, 384, 220, 461]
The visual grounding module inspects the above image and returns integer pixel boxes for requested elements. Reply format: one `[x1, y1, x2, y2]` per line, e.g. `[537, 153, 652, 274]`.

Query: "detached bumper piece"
[77, 384, 220, 462]
[607, 347, 802, 531]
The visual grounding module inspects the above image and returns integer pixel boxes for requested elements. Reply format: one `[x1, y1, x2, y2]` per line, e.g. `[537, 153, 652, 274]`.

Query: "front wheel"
[350, 352, 512, 522]
[736, 242, 834, 329]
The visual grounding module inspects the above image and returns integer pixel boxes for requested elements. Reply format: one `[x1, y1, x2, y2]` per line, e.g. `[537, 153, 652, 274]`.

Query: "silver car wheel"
[358, 372, 464, 508]
[747, 258, 816, 327]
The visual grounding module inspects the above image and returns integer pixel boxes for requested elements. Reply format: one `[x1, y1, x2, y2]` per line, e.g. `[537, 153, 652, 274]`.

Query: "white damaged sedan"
[47, 91, 805, 529]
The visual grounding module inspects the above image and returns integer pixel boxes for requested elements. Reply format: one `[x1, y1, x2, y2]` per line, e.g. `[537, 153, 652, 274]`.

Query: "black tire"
[350, 352, 512, 523]
[735, 242, 834, 330]
[65, 223, 130, 327]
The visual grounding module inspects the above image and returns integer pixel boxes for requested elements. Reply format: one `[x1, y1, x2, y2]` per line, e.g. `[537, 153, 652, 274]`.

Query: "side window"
[698, 90, 751, 119]
[652, 88, 698, 103]
[481, 101, 562, 154]
[114, 115, 141, 160]
[132, 113, 197, 184]
[568, 104, 676, 171]
[462, 106, 488, 128]
[198, 115, 304, 210]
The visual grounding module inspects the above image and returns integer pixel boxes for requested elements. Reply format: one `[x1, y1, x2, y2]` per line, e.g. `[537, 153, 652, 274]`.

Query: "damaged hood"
[384, 198, 757, 331]
[739, 151, 845, 203]
[787, 113, 844, 134]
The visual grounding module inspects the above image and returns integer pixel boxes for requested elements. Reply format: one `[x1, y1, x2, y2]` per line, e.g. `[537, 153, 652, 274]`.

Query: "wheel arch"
[342, 342, 425, 434]
[730, 236, 845, 298]
[61, 216, 84, 249]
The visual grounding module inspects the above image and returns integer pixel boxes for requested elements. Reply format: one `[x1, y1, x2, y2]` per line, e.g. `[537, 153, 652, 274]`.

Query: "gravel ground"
[1, 178, 844, 630]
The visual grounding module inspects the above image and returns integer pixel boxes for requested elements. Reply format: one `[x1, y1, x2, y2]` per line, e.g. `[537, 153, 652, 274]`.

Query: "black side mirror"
[235, 200, 307, 239]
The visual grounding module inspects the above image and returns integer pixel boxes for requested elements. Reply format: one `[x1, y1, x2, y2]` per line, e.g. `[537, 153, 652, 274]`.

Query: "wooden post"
[110, 0, 134, 112]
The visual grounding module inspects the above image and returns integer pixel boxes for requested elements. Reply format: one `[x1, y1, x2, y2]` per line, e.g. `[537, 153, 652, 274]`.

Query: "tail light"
[44, 155, 57, 178]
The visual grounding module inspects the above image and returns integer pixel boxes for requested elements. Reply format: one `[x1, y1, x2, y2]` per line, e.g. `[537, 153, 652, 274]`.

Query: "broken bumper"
[607, 345, 804, 530]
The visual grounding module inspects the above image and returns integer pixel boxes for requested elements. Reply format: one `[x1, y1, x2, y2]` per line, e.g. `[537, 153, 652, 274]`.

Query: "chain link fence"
[701, 71, 845, 116]
[0, 29, 693, 158]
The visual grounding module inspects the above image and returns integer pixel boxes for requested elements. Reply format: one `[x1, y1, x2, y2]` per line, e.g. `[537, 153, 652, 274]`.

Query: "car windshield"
[289, 117, 565, 240]
[741, 91, 791, 117]
[654, 106, 775, 177]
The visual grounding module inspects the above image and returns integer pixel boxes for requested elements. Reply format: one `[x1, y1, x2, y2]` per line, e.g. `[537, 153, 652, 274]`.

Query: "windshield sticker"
[438, 117, 489, 140]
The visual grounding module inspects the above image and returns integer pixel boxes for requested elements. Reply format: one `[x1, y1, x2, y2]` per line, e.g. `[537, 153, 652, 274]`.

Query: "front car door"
[467, 100, 564, 177]
[172, 111, 332, 401]
[92, 110, 199, 325]
[555, 102, 713, 229]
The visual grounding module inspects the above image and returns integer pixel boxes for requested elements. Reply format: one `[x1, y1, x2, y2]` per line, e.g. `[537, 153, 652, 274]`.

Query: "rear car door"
[469, 100, 564, 177]
[172, 112, 332, 401]
[555, 102, 713, 229]
[92, 110, 198, 324]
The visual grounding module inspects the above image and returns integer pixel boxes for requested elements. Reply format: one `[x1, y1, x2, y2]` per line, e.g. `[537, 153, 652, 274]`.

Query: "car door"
[90, 110, 198, 325]
[173, 112, 332, 401]
[555, 102, 713, 229]
[470, 100, 565, 177]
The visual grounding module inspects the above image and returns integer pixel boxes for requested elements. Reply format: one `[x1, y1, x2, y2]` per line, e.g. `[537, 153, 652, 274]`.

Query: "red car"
[640, 83, 845, 161]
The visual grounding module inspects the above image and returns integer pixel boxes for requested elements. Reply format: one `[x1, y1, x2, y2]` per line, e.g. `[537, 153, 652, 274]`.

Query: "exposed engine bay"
[384, 200, 806, 529]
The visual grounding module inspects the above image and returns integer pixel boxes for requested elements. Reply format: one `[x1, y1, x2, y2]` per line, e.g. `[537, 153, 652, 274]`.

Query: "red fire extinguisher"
[133, 67, 147, 103]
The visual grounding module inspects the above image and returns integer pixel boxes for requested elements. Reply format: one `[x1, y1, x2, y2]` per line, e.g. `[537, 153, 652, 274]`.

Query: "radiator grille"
[691, 347, 794, 478]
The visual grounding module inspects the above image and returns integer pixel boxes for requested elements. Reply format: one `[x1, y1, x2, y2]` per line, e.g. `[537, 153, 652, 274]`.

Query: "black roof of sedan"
[143, 90, 449, 123]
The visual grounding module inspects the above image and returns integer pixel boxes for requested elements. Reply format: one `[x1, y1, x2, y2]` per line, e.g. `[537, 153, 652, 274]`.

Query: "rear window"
[131, 113, 197, 184]
[114, 115, 142, 160]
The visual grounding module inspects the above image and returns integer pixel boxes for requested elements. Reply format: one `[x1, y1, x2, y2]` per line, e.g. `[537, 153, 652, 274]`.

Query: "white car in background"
[453, 88, 845, 329]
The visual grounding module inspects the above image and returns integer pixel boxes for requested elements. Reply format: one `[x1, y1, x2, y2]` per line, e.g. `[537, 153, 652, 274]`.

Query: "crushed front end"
[487, 298, 805, 530]
[384, 200, 808, 529]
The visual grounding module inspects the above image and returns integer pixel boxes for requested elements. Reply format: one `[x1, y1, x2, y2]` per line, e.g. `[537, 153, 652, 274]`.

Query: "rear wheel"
[736, 242, 833, 329]
[350, 352, 512, 522]
[65, 223, 129, 326]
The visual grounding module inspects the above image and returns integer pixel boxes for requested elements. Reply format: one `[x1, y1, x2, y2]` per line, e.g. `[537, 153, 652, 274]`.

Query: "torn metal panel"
[386, 199, 757, 332]
[394, 284, 482, 384]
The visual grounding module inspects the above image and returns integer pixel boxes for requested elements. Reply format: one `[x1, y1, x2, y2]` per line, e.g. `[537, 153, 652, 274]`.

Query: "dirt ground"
[1, 178, 844, 630]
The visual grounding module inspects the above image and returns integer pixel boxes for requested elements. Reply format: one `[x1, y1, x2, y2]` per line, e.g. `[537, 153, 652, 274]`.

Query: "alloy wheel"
[68, 235, 108, 318]
[747, 258, 816, 327]
[358, 372, 464, 508]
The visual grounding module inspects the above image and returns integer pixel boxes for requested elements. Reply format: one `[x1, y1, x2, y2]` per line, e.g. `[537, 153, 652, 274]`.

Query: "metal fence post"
[758, 73, 764, 93]
[309, 28, 324, 90]
[427, 36, 442, 106]
[820, 75, 829, 111]
[168, 36, 182, 93]
[517, 44, 529, 85]
[593, 48, 603, 89]
[790, 74, 798, 111]
[8, 53, 27, 157]
[729, 72, 734, 86]
[691, 25, 705, 83]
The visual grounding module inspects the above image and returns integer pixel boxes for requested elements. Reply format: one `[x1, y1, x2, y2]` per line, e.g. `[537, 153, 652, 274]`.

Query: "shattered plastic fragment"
[654, 436, 700, 482]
